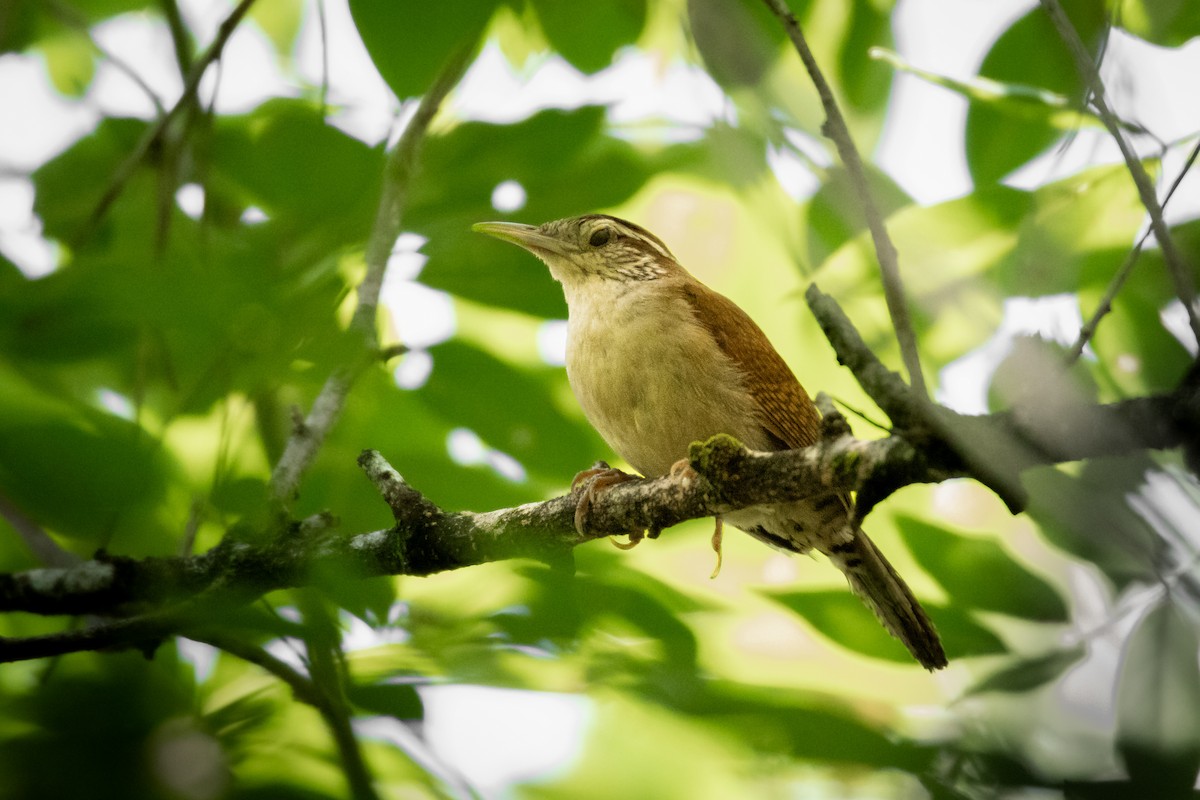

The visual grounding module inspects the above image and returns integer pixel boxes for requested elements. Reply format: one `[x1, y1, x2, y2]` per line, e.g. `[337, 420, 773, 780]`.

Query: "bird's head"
[473, 214, 680, 287]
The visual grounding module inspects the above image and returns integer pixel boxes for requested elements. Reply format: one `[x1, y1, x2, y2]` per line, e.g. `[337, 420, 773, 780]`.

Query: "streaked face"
[473, 214, 678, 283]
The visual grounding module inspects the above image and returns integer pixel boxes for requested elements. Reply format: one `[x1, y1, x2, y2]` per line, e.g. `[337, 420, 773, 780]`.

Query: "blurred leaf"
[0, 365, 171, 544]
[0, 653, 196, 800]
[530, 0, 647, 73]
[1116, 0, 1200, 47]
[997, 164, 1145, 296]
[804, 163, 912, 269]
[1081, 219, 1199, 397]
[33, 116, 148, 243]
[40, 28, 96, 96]
[346, 681, 424, 720]
[899, 516, 1068, 621]
[1025, 458, 1162, 590]
[348, 0, 496, 99]
[690, 679, 934, 771]
[210, 99, 382, 245]
[687, 0, 785, 89]
[967, 647, 1086, 695]
[837, 0, 894, 113]
[764, 590, 1006, 663]
[965, 0, 1108, 183]
[817, 182, 1028, 368]
[1116, 599, 1200, 795]
[250, 0, 304, 57]
[421, 339, 597, 479]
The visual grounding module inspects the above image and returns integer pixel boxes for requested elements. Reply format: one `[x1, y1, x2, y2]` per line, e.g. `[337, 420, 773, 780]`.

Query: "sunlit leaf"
[250, 0, 304, 57]
[40, 28, 96, 96]
[996, 164, 1146, 297]
[898, 515, 1069, 621]
[1116, 0, 1200, 47]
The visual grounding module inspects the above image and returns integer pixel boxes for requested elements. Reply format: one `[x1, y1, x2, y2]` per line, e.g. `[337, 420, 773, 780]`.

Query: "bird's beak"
[472, 221, 570, 259]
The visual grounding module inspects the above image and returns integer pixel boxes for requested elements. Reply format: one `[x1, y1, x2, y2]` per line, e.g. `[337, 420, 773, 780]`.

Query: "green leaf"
[347, 681, 424, 720]
[817, 182, 1029, 369]
[530, 0, 647, 73]
[348, 0, 496, 99]
[40, 28, 96, 96]
[250, 0, 304, 57]
[804, 163, 912, 269]
[965, 0, 1108, 183]
[33, 116, 149, 244]
[687, 0, 785, 89]
[0, 366, 171, 544]
[210, 99, 382, 243]
[1116, 599, 1200, 795]
[898, 515, 1069, 622]
[420, 340, 603, 481]
[967, 647, 1086, 695]
[836, 0, 894, 113]
[996, 164, 1146, 296]
[763, 590, 1006, 663]
[1116, 0, 1200, 47]
[1024, 458, 1163, 590]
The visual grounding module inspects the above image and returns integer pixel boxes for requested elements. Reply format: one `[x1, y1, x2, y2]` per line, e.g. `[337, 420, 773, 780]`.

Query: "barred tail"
[827, 532, 947, 671]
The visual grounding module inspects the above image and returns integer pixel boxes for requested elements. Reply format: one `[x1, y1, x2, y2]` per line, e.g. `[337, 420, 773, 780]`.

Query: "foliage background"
[1, 0, 1199, 797]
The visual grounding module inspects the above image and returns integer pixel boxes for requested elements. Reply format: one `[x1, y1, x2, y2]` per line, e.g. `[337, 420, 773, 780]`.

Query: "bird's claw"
[571, 465, 641, 542]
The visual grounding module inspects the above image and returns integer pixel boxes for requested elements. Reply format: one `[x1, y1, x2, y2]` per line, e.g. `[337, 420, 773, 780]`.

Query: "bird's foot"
[668, 457, 697, 481]
[570, 464, 641, 542]
[710, 514, 724, 579]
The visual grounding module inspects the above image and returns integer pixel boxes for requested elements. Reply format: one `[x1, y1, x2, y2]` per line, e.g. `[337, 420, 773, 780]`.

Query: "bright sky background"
[3, 1, 1200, 794]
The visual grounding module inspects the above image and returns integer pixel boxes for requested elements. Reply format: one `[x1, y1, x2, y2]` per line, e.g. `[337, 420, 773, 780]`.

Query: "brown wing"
[680, 280, 820, 451]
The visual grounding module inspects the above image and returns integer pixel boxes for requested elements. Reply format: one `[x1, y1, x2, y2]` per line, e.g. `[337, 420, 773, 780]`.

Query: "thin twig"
[268, 43, 475, 505]
[158, 0, 195, 75]
[1040, 0, 1200, 345]
[316, 0, 330, 114]
[0, 491, 79, 569]
[74, 0, 258, 248]
[760, 0, 928, 400]
[1068, 138, 1200, 362]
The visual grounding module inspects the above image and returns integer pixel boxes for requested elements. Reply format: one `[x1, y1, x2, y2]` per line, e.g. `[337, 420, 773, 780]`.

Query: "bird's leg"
[570, 462, 642, 545]
[667, 457, 724, 578]
[710, 514, 724, 579]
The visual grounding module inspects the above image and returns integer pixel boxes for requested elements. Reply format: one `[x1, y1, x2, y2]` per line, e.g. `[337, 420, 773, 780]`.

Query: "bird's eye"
[588, 228, 611, 247]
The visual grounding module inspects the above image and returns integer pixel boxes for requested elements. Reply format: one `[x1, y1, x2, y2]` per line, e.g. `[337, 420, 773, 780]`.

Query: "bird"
[473, 213, 947, 670]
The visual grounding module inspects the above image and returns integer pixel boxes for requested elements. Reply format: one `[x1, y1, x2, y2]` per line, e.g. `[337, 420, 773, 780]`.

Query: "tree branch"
[0, 370, 1190, 645]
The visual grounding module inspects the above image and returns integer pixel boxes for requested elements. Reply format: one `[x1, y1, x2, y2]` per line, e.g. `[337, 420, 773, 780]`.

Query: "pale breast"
[563, 279, 770, 477]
